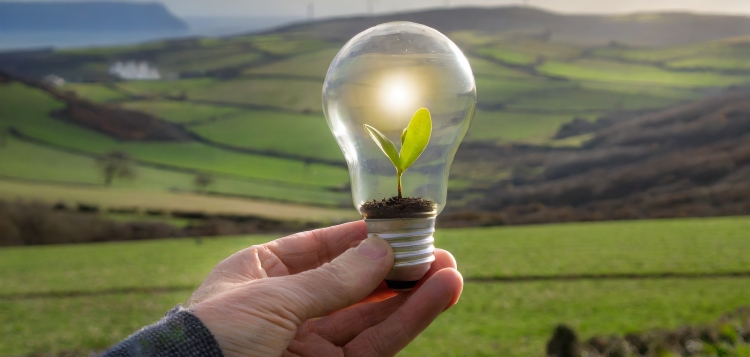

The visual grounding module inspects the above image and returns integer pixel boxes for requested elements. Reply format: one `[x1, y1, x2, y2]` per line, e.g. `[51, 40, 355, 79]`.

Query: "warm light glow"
[384, 79, 410, 108]
[380, 75, 417, 117]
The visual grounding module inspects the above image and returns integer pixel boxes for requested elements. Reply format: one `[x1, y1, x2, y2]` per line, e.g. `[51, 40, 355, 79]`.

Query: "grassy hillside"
[188, 110, 343, 161]
[0, 180, 356, 223]
[0, 82, 352, 210]
[270, 7, 750, 46]
[2, 8, 750, 356]
[2, 8, 750, 219]
[447, 89, 750, 226]
[2, 217, 749, 356]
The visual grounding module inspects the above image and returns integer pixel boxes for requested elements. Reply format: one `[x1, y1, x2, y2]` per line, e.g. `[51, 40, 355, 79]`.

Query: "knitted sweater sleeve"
[102, 306, 225, 357]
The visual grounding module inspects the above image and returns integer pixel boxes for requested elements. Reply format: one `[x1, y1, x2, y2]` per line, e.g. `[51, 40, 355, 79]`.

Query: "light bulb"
[323, 22, 476, 290]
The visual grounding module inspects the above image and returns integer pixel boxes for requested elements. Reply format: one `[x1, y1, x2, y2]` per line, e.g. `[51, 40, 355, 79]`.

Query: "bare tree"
[194, 172, 214, 192]
[96, 151, 135, 186]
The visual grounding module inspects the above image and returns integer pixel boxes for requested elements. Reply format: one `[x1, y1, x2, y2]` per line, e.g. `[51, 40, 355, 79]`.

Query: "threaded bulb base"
[365, 216, 436, 291]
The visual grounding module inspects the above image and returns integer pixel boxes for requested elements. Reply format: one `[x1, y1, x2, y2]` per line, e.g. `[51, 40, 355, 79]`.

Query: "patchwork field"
[2, 216, 749, 356]
[3, 29, 750, 215]
[2, 8, 750, 357]
[0, 82, 352, 211]
[0, 180, 356, 223]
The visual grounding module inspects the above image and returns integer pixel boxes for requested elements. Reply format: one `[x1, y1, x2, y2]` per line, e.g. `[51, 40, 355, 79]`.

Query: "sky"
[4, 0, 750, 18]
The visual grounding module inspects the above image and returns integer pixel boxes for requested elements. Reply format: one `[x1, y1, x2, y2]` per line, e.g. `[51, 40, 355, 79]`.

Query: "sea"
[0, 16, 301, 52]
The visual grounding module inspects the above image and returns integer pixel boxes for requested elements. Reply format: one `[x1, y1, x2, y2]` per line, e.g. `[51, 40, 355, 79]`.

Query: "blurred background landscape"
[1, 1, 750, 356]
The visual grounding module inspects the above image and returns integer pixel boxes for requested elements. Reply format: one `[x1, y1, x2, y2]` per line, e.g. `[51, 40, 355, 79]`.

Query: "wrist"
[192, 301, 297, 357]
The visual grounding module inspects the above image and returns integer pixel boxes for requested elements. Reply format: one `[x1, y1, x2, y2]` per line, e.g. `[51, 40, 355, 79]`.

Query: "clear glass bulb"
[322, 22, 476, 289]
[323, 22, 476, 214]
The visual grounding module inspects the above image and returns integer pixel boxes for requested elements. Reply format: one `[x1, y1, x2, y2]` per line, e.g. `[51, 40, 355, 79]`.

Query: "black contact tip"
[385, 280, 419, 291]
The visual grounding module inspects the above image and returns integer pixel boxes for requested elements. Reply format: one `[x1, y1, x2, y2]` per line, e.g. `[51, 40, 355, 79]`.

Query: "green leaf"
[401, 128, 408, 145]
[363, 124, 400, 169]
[398, 108, 432, 171]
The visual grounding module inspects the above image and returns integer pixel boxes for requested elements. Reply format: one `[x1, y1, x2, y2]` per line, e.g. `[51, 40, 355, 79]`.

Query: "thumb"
[279, 236, 393, 322]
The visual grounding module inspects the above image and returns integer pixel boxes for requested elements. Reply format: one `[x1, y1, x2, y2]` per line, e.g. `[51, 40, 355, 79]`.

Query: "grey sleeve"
[102, 306, 225, 357]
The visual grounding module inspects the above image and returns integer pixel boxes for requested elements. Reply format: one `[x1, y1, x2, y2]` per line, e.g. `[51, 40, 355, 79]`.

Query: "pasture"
[4, 30, 750, 214]
[2, 216, 749, 356]
[3, 10, 750, 357]
[0, 180, 356, 223]
[0, 83, 352, 210]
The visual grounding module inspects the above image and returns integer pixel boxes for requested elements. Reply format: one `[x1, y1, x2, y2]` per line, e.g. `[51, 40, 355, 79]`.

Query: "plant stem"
[397, 170, 403, 199]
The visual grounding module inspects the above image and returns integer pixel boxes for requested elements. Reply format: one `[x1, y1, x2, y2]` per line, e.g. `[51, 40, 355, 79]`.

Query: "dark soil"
[360, 196, 436, 219]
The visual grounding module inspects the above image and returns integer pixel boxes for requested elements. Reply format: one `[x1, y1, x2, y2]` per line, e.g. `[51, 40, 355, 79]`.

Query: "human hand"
[188, 221, 463, 357]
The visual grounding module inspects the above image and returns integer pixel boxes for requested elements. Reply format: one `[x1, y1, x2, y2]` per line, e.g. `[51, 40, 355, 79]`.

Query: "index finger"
[343, 268, 463, 356]
[265, 220, 368, 274]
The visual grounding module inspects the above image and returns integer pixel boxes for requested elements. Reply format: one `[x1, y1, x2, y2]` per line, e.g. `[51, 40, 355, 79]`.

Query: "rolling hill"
[444, 89, 750, 226]
[1, 6, 750, 228]
[270, 6, 750, 46]
[2, 11, 750, 356]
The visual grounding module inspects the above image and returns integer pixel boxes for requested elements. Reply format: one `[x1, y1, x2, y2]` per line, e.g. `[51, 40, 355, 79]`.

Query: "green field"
[537, 59, 750, 87]
[0, 137, 339, 199]
[0, 83, 351, 210]
[190, 110, 343, 161]
[188, 78, 325, 112]
[0, 180, 356, 222]
[2, 216, 749, 356]
[590, 36, 750, 70]
[63, 83, 130, 103]
[3, 16, 750, 357]
[475, 46, 538, 66]
[244, 47, 339, 78]
[3, 28, 750, 215]
[119, 101, 242, 124]
[466, 111, 603, 144]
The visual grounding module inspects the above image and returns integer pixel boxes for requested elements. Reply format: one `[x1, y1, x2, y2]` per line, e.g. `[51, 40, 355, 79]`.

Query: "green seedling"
[364, 108, 432, 199]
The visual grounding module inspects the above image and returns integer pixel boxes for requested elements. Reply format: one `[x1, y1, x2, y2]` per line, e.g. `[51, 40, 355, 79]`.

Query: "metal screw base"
[365, 216, 436, 288]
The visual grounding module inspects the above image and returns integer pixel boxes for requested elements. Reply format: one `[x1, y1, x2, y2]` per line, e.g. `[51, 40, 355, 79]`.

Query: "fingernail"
[356, 237, 389, 260]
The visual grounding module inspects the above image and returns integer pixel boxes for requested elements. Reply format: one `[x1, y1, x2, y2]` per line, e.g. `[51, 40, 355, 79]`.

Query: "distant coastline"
[0, 31, 190, 51]
[0, 2, 188, 32]
[0, 1, 300, 52]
